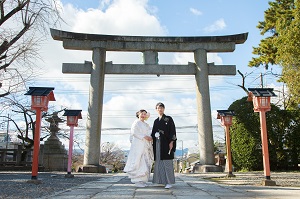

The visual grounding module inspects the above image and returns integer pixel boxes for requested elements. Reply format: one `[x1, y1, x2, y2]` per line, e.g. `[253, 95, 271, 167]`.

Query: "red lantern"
[63, 109, 82, 177]
[25, 87, 55, 111]
[24, 87, 55, 181]
[217, 110, 235, 177]
[222, 115, 232, 126]
[217, 110, 235, 127]
[247, 88, 277, 186]
[63, 110, 82, 127]
[67, 116, 77, 126]
[247, 88, 275, 112]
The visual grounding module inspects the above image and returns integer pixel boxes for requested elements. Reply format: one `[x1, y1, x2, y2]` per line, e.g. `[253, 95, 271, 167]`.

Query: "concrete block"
[262, 179, 276, 186]
[193, 164, 223, 173]
[82, 165, 106, 173]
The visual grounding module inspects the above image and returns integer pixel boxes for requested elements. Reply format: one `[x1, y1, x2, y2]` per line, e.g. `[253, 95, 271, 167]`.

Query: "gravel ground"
[0, 171, 299, 199]
[0, 171, 106, 199]
[197, 171, 300, 187]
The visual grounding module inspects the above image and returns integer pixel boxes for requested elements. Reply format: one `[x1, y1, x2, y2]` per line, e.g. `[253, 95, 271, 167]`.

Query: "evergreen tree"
[229, 97, 262, 171]
[249, 0, 300, 108]
[228, 96, 300, 171]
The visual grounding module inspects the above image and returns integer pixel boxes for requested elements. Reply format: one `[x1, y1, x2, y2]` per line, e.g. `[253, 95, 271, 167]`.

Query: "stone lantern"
[43, 112, 68, 172]
[217, 110, 235, 177]
[247, 88, 276, 186]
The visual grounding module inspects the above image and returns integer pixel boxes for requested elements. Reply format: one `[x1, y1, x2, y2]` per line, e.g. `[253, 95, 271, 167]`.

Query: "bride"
[124, 109, 154, 187]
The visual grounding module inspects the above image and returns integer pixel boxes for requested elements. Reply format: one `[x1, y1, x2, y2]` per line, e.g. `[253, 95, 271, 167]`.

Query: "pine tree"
[249, 0, 300, 108]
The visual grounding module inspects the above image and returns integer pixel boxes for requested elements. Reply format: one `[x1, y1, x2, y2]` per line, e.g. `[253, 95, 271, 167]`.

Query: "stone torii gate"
[50, 28, 248, 172]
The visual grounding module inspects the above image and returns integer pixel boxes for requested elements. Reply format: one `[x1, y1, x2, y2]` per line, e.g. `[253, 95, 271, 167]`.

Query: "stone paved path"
[41, 173, 300, 199]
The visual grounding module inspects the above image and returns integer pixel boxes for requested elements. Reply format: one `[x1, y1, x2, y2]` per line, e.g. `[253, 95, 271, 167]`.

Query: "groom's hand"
[169, 141, 174, 150]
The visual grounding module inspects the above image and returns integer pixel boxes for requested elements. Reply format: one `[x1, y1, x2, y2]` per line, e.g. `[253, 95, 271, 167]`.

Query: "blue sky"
[26, 0, 282, 151]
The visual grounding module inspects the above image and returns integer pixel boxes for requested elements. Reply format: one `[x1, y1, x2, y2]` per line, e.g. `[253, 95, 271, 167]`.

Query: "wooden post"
[65, 125, 75, 178]
[16, 145, 22, 166]
[259, 110, 271, 179]
[31, 108, 42, 180]
[225, 125, 234, 177]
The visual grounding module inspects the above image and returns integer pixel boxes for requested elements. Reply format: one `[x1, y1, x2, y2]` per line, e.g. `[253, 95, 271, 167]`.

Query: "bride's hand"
[144, 136, 153, 141]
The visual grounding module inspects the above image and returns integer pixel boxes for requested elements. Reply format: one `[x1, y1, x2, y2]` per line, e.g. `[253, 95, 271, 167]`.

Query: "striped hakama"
[152, 138, 175, 185]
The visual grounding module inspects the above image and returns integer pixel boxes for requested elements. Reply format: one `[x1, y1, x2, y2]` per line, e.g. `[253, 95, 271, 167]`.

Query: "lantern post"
[24, 87, 55, 183]
[248, 88, 276, 186]
[63, 110, 82, 178]
[217, 110, 235, 177]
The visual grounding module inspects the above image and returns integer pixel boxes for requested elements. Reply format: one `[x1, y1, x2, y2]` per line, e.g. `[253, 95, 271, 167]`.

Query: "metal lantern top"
[247, 88, 276, 112]
[63, 109, 82, 126]
[24, 87, 55, 111]
[217, 110, 235, 126]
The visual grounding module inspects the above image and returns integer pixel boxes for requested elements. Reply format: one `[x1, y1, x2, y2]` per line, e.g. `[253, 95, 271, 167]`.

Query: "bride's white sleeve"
[131, 121, 144, 140]
[129, 134, 133, 143]
[147, 124, 152, 136]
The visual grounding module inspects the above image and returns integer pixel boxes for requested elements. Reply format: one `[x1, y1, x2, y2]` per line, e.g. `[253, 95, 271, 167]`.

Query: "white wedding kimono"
[124, 119, 154, 183]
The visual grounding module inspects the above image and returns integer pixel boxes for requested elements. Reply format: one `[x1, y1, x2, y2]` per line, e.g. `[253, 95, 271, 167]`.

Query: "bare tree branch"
[237, 70, 249, 95]
[0, 0, 62, 97]
[0, 90, 9, 97]
[0, 0, 29, 26]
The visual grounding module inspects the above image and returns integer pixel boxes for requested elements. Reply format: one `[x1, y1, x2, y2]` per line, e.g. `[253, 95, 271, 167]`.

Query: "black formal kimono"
[151, 114, 177, 160]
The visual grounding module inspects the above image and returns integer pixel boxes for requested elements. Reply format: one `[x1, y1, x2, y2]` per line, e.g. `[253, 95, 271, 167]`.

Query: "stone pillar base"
[262, 179, 276, 186]
[82, 165, 106, 173]
[193, 164, 223, 173]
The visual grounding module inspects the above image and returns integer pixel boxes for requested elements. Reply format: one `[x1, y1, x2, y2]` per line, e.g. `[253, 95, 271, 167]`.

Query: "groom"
[151, 102, 177, 189]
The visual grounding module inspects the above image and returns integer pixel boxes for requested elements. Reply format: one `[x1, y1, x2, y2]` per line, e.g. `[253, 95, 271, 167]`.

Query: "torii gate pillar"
[195, 49, 215, 167]
[83, 48, 106, 171]
[50, 28, 248, 173]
